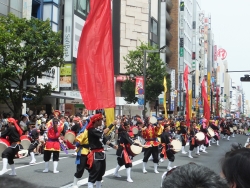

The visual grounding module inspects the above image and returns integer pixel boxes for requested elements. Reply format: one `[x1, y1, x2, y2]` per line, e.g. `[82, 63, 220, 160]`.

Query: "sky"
[200, 0, 250, 102]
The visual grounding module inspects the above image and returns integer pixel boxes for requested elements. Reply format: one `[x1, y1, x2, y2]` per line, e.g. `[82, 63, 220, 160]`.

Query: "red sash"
[120, 144, 132, 164]
[87, 148, 104, 169]
[161, 143, 167, 159]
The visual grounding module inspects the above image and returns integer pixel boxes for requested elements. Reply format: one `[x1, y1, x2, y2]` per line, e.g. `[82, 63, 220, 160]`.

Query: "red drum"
[65, 130, 76, 144]
[195, 132, 205, 145]
[20, 135, 32, 150]
[0, 138, 10, 157]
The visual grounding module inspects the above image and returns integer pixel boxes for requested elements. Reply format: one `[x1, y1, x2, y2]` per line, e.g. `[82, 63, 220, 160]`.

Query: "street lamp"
[142, 46, 168, 118]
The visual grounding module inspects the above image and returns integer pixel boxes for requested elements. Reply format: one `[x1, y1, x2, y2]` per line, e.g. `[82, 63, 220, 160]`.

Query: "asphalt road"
[0, 134, 248, 188]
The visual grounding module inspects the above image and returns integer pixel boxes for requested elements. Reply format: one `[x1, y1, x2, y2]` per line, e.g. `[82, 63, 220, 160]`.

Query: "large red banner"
[202, 79, 210, 122]
[77, 0, 115, 110]
[183, 65, 190, 126]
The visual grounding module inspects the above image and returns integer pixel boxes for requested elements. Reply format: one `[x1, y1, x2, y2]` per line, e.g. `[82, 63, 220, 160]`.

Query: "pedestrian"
[0, 118, 23, 176]
[221, 148, 250, 188]
[161, 163, 228, 188]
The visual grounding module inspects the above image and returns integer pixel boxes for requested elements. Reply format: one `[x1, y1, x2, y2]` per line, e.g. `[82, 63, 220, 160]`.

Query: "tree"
[122, 42, 170, 105]
[0, 14, 64, 118]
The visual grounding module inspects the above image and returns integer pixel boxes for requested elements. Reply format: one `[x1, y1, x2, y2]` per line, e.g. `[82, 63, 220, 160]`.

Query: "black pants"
[43, 150, 59, 162]
[189, 141, 198, 151]
[88, 157, 106, 183]
[74, 155, 88, 178]
[143, 146, 159, 163]
[160, 150, 175, 162]
[2, 144, 22, 164]
[117, 154, 132, 168]
[181, 135, 186, 146]
[28, 141, 39, 154]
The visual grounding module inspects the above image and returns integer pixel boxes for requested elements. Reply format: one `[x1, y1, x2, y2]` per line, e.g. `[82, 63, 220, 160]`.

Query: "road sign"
[137, 98, 144, 105]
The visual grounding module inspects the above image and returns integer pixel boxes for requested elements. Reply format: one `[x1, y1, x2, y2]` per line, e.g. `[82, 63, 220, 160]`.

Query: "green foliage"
[122, 42, 170, 104]
[0, 14, 64, 118]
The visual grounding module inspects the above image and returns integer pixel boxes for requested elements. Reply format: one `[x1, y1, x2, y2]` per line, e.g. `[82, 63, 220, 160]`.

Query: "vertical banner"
[202, 79, 210, 123]
[135, 76, 144, 95]
[189, 89, 192, 119]
[183, 65, 190, 126]
[77, 0, 115, 110]
[104, 108, 115, 127]
[60, 64, 72, 89]
[216, 87, 220, 116]
[163, 76, 167, 119]
[207, 72, 211, 103]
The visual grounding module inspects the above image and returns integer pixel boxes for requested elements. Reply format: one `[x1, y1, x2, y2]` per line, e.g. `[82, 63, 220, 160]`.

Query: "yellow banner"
[104, 108, 115, 127]
[163, 76, 167, 119]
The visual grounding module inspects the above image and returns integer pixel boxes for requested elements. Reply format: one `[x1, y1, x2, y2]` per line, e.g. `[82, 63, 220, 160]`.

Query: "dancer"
[86, 114, 117, 188]
[114, 122, 145, 182]
[72, 127, 89, 188]
[28, 123, 40, 165]
[180, 121, 188, 154]
[188, 122, 202, 158]
[210, 120, 220, 146]
[43, 117, 64, 173]
[0, 118, 23, 176]
[160, 124, 176, 170]
[200, 119, 209, 153]
[141, 119, 160, 174]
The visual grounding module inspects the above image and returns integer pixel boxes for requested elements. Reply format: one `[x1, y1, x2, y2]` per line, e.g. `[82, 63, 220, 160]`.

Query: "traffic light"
[240, 75, 250, 82]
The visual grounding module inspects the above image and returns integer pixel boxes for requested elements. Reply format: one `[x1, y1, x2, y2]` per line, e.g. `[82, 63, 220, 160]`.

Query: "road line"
[60, 158, 144, 188]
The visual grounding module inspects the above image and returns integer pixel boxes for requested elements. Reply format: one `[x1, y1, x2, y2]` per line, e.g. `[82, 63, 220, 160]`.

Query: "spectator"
[19, 114, 29, 134]
[161, 163, 228, 188]
[221, 148, 250, 188]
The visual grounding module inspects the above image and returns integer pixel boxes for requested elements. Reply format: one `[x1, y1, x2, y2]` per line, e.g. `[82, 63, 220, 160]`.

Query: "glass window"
[0, 0, 8, 5]
[52, 5, 58, 23]
[76, 0, 90, 17]
[52, 23, 58, 32]
[44, 0, 59, 3]
[0, 3, 8, 15]
[151, 18, 157, 35]
[10, 0, 22, 11]
[43, 4, 52, 21]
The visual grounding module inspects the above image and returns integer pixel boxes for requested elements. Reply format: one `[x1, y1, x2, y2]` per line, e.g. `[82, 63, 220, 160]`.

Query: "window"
[75, 0, 90, 17]
[151, 18, 157, 35]
[32, 0, 42, 19]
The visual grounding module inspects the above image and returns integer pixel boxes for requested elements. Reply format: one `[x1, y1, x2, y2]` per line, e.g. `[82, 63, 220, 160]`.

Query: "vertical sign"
[60, 64, 72, 89]
[214, 45, 217, 61]
[63, 0, 73, 62]
[135, 76, 144, 110]
[192, 74, 195, 98]
[170, 70, 175, 111]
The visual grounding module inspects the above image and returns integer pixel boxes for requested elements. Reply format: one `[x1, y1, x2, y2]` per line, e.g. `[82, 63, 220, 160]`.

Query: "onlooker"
[19, 114, 29, 134]
[161, 163, 228, 188]
[221, 148, 250, 188]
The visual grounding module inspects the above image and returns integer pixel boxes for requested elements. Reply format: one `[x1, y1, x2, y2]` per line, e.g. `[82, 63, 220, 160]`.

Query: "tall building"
[0, 0, 23, 17]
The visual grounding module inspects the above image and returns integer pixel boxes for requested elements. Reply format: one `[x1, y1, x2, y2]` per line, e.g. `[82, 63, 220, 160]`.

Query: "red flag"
[77, 0, 115, 110]
[202, 79, 210, 123]
[183, 65, 190, 126]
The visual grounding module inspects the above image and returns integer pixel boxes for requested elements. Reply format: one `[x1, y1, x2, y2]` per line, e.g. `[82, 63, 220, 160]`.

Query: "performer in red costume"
[43, 117, 64, 173]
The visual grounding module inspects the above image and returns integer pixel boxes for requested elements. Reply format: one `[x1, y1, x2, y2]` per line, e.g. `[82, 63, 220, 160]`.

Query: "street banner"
[184, 65, 190, 126]
[163, 76, 167, 119]
[60, 63, 72, 89]
[216, 87, 220, 116]
[135, 76, 144, 96]
[104, 108, 114, 130]
[77, 0, 115, 110]
[189, 89, 192, 119]
[202, 79, 210, 123]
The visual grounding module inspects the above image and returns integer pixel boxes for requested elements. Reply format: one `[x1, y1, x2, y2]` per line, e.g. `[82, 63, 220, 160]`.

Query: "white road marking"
[60, 158, 144, 188]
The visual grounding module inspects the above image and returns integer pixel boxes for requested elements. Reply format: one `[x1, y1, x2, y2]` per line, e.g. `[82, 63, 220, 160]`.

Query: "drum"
[149, 116, 157, 124]
[0, 138, 10, 157]
[171, 139, 182, 152]
[65, 130, 76, 144]
[233, 126, 237, 131]
[207, 127, 215, 138]
[229, 127, 234, 133]
[132, 126, 139, 135]
[195, 132, 205, 145]
[129, 140, 142, 157]
[20, 135, 31, 150]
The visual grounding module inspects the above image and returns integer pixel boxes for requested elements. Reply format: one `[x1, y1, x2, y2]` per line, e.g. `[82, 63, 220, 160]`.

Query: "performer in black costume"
[113, 122, 145, 182]
[188, 122, 201, 158]
[28, 124, 40, 165]
[0, 118, 23, 176]
[160, 124, 176, 170]
[180, 121, 187, 154]
[86, 114, 117, 188]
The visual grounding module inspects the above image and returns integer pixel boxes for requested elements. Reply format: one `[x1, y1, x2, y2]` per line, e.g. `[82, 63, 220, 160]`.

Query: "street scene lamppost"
[142, 45, 168, 118]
